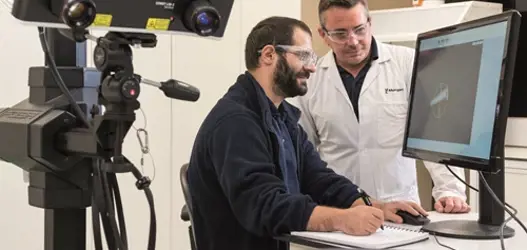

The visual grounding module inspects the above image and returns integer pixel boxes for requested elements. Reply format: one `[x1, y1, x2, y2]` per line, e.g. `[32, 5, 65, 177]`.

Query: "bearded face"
[272, 53, 311, 98]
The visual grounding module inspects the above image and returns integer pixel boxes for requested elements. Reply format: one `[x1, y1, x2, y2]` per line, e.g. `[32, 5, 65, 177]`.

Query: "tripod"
[26, 27, 156, 250]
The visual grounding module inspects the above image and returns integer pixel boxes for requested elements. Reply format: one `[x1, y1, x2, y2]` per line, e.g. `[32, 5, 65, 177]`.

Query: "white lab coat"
[290, 42, 467, 204]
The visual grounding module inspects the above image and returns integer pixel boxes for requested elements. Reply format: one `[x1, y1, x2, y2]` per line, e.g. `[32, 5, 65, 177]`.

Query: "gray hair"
[318, 0, 370, 27]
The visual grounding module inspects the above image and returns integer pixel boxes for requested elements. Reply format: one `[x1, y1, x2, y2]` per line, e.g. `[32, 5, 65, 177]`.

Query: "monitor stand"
[421, 161, 515, 239]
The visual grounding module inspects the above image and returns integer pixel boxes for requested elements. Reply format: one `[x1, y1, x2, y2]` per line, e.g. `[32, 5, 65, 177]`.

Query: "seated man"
[187, 16, 428, 250]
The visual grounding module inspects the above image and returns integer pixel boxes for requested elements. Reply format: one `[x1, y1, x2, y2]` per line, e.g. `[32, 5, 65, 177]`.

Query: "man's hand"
[380, 201, 428, 224]
[434, 196, 470, 213]
[336, 205, 384, 236]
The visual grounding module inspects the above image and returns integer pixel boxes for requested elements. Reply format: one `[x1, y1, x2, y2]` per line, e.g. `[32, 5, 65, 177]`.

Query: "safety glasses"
[274, 45, 318, 67]
[324, 20, 370, 44]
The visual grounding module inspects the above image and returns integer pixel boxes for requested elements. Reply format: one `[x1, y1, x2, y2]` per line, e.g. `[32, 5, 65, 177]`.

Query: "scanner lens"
[195, 11, 218, 33]
[184, 0, 221, 36]
[62, 0, 97, 29]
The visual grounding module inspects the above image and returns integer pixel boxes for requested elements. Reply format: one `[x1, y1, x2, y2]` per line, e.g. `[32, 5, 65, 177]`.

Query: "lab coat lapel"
[321, 52, 354, 110]
[360, 62, 380, 96]
[360, 43, 391, 97]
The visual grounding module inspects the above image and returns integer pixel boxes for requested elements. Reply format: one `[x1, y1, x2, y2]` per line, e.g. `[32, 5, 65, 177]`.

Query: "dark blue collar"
[370, 36, 380, 61]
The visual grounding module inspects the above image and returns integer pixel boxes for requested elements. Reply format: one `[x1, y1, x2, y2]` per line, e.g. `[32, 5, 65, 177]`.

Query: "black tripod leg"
[27, 161, 92, 250]
[44, 208, 86, 250]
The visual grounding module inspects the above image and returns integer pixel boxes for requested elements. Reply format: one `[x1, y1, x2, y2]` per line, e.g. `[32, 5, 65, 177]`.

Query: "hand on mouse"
[380, 201, 428, 224]
[434, 196, 470, 213]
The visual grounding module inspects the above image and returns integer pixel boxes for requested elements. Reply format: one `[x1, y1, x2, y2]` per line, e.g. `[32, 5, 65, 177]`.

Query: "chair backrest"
[180, 163, 192, 213]
[180, 163, 198, 249]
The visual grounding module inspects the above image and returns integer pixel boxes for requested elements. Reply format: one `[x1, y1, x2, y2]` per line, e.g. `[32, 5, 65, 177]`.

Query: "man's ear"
[259, 44, 276, 66]
[317, 26, 325, 39]
[318, 26, 330, 46]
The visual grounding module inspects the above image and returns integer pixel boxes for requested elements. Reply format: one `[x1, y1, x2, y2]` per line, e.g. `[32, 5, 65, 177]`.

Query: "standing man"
[291, 0, 470, 213]
[187, 16, 427, 250]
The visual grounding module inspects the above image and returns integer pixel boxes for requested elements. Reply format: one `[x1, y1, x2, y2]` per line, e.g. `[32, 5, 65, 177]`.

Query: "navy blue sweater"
[187, 72, 362, 250]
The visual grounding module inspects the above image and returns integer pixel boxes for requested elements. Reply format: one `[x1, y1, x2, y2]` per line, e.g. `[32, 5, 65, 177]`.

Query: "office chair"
[180, 163, 197, 250]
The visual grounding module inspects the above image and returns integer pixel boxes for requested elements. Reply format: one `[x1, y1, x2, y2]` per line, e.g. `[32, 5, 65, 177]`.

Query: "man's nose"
[346, 32, 359, 45]
[304, 64, 316, 73]
[346, 35, 360, 46]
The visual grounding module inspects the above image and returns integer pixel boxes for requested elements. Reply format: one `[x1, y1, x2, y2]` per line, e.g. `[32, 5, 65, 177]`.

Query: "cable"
[445, 164, 527, 250]
[38, 25, 157, 249]
[109, 173, 129, 248]
[92, 159, 118, 249]
[129, 107, 158, 248]
[8, 27, 93, 191]
[91, 100, 156, 250]
[37, 27, 102, 146]
[129, 163, 157, 250]
[100, 161, 127, 250]
[444, 165, 513, 208]
[38, 26, 125, 249]
[445, 165, 526, 230]
[478, 171, 527, 246]
[433, 234, 456, 250]
[500, 206, 517, 250]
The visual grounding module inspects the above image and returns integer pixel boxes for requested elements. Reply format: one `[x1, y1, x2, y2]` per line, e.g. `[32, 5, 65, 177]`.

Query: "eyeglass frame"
[321, 18, 371, 44]
[257, 44, 318, 67]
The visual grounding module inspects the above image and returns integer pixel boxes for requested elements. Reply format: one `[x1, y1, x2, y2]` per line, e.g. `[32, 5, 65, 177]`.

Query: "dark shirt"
[336, 38, 380, 120]
[268, 99, 300, 194]
[186, 71, 362, 250]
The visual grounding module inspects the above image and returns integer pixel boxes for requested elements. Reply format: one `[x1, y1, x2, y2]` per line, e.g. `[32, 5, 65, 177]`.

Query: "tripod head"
[95, 31, 146, 114]
[91, 31, 200, 114]
[0, 29, 200, 173]
[0, 1, 234, 249]
[0, 0, 233, 173]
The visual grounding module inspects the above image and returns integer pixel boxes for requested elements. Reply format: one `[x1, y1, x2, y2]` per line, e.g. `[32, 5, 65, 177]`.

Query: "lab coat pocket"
[377, 103, 407, 149]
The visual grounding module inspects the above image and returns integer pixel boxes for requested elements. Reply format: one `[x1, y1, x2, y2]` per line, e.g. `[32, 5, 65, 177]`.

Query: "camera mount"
[0, 16, 201, 250]
[0, 27, 201, 250]
[0, 26, 198, 250]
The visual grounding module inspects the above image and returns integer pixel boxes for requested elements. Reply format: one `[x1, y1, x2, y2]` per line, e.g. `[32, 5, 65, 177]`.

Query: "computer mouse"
[396, 210, 431, 226]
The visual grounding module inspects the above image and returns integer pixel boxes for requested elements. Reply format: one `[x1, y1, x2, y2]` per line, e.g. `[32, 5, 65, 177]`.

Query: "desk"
[288, 212, 527, 250]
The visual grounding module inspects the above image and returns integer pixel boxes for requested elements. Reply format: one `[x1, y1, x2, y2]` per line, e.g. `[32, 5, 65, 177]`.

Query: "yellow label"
[146, 18, 171, 31]
[93, 14, 113, 27]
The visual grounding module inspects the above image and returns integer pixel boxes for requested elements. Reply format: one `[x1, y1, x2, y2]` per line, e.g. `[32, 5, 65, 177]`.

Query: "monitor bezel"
[402, 10, 522, 173]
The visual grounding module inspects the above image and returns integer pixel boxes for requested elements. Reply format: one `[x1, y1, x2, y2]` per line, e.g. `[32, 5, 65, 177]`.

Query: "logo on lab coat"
[385, 88, 404, 94]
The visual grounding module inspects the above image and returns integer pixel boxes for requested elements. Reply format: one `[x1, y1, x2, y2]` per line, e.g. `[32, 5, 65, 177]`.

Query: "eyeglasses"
[274, 45, 318, 67]
[324, 21, 370, 44]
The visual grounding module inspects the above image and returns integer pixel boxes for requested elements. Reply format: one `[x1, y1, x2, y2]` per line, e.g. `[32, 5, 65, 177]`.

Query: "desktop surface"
[289, 211, 526, 250]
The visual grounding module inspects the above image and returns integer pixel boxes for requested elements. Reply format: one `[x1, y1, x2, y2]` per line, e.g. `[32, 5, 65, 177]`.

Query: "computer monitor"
[402, 10, 521, 239]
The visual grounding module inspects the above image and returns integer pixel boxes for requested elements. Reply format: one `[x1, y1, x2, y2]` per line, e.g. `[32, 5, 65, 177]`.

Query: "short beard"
[272, 54, 307, 98]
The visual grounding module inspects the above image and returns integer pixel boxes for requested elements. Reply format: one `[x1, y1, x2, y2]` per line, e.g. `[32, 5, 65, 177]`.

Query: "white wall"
[0, 1, 300, 249]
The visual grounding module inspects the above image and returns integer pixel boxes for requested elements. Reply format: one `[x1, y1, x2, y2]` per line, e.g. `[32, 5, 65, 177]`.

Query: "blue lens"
[197, 12, 210, 25]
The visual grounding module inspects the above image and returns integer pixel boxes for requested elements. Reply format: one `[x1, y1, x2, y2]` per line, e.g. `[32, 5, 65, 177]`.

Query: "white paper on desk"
[291, 227, 429, 249]
[383, 222, 423, 232]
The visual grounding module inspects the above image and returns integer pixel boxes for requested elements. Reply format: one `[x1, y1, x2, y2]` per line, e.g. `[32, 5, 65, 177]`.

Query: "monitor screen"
[403, 12, 519, 171]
